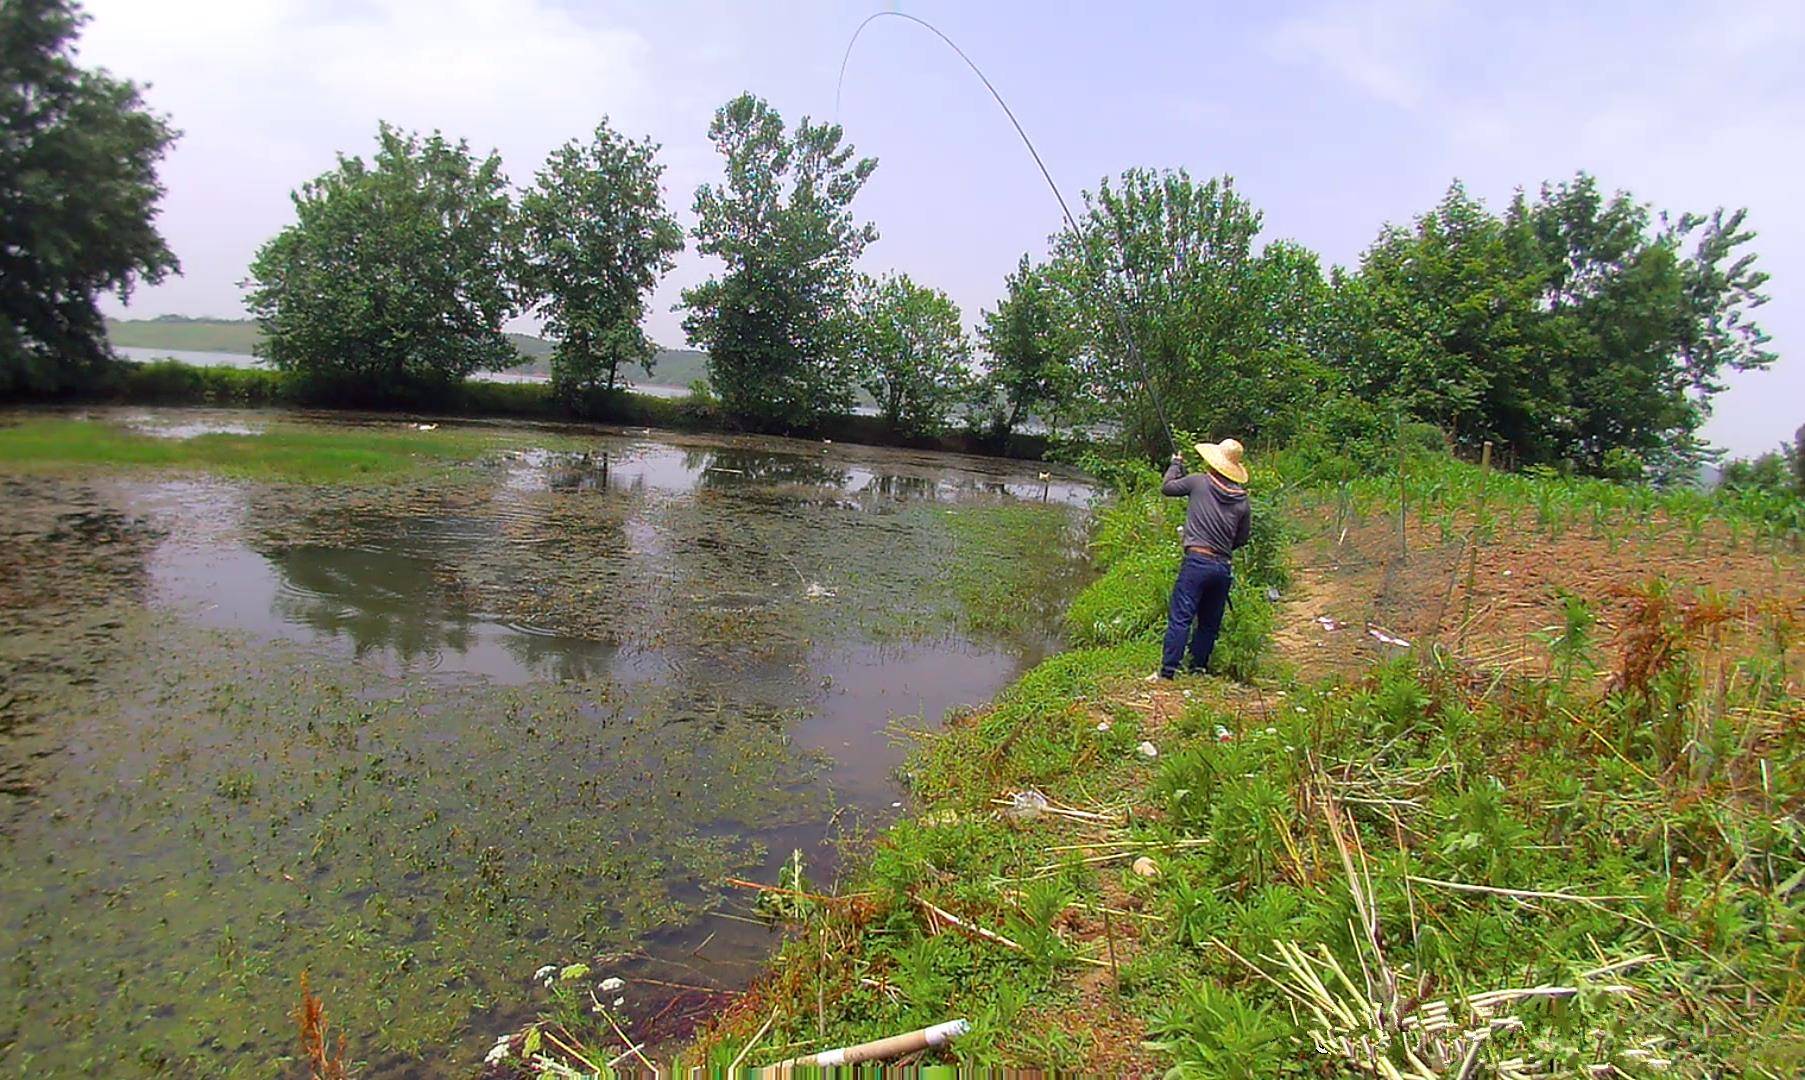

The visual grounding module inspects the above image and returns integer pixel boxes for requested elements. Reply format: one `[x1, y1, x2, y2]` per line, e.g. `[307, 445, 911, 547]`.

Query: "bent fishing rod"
[835, 10, 1181, 458]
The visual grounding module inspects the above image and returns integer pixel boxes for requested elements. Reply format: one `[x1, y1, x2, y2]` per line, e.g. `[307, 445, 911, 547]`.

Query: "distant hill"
[106, 315, 260, 353]
[103, 316, 705, 385]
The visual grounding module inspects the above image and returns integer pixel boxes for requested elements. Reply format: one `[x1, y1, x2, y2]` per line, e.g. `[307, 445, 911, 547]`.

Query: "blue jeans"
[1161, 553, 1231, 677]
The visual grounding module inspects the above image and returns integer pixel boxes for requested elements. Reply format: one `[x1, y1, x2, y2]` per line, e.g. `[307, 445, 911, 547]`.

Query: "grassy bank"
[0, 415, 577, 483]
[11, 357, 1055, 461]
[488, 449, 1803, 1077]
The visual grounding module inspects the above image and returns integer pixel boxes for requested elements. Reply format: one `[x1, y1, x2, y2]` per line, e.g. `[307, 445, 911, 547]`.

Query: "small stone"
[1137, 741, 1158, 759]
[1132, 856, 1160, 878]
[1095, 720, 1111, 733]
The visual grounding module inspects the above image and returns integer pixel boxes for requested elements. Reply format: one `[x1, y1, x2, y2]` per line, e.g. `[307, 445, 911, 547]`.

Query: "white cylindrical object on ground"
[791, 1019, 971, 1068]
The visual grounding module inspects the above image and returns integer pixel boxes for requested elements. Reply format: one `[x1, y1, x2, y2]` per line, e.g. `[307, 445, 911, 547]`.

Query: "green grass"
[0, 416, 560, 483]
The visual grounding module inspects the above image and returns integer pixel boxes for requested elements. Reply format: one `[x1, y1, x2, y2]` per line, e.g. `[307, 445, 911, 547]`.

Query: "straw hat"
[1193, 438, 1248, 484]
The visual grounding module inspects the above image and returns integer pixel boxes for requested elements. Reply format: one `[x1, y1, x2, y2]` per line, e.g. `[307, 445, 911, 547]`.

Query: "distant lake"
[117, 346, 692, 397]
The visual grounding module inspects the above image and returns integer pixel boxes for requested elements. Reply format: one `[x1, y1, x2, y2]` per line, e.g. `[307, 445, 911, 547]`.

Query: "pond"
[0, 408, 1093, 1076]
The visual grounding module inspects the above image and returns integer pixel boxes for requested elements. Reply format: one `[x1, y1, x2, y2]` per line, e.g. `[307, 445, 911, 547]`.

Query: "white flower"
[485, 1036, 512, 1064]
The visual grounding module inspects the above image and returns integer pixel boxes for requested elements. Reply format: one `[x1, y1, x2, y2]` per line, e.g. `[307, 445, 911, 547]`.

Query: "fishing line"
[834, 10, 1180, 457]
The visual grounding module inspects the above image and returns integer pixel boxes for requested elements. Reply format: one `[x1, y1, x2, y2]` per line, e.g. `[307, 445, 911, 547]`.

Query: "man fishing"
[1152, 438, 1250, 680]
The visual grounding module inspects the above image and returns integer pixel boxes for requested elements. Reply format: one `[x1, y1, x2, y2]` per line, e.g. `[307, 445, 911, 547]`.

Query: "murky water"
[0, 409, 1091, 1076]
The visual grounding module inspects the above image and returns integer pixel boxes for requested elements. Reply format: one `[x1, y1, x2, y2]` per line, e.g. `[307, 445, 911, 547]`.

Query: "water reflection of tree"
[496, 627, 621, 683]
[856, 472, 941, 502]
[545, 450, 611, 493]
[269, 546, 480, 665]
[686, 447, 850, 489]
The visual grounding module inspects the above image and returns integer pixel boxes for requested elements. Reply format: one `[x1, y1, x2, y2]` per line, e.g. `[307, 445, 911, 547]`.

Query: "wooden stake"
[1459, 440, 1494, 644]
[1103, 905, 1120, 997]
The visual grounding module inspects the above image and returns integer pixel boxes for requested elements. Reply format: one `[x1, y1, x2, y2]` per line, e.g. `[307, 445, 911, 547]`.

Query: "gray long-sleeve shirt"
[1162, 462, 1251, 555]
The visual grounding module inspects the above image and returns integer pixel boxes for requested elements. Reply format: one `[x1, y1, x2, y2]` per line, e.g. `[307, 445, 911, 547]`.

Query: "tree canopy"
[1048, 170, 1332, 457]
[850, 272, 972, 437]
[1, 0, 179, 394]
[245, 123, 521, 404]
[520, 119, 683, 401]
[976, 255, 1079, 438]
[1326, 174, 1773, 473]
[678, 93, 877, 431]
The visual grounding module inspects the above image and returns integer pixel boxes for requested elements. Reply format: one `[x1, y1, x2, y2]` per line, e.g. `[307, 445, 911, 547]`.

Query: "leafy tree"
[1328, 182, 1550, 456]
[1329, 173, 1774, 473]
[975, 255, 1078, 436]
[519, 119, 683, 401]
[245, 123, 519, 404]
[1050, 170, 1331, 457]
[849, 272, 972, 437]
[1719, 446, 1797, 496]
[1, 0, 179, 394]
[1795, 423, 1805, 494]
[679, 93, 877, 430]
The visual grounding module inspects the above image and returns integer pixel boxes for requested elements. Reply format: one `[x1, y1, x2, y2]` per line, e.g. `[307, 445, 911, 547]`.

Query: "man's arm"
[1161, 455, 1192, 496]
[1233, 503, 1251, 549]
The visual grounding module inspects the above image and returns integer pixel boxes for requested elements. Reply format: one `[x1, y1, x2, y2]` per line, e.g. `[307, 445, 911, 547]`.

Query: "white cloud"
[1267, 0, 1449, 111]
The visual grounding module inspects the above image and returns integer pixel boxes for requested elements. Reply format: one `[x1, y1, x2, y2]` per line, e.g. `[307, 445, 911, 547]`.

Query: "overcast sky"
[83, 0, 1802, 456]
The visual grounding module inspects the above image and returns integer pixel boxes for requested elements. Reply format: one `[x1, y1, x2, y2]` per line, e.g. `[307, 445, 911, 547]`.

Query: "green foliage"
[679, 92, 877, 431]
[519, 118, 683, 398]
[974, 254, 1080, 437]
[245, 123, 520, 406]
[849, 272, 972, 437]
[0, 0, 179, 395]
[1326, 173, 1774, 472]
[1145, 981, 1300, 1079]
[116, 358, 285, 406]
[1721, 439, 1802, 498]
[1050, 170, 1332, 457]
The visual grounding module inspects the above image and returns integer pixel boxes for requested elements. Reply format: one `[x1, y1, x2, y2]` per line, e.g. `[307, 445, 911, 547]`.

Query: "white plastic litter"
[598, 977, 625, 993]
[1214, 725, 1232, 742]
[1095, 720, 1112, 733]
[1137, 741, 1159, 759]
[1367, 625, 1412, 648]
[1007, 789, 1049, 820]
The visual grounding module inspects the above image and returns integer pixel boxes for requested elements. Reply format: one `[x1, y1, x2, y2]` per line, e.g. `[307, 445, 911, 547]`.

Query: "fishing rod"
[835, 10, 1181, 458]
